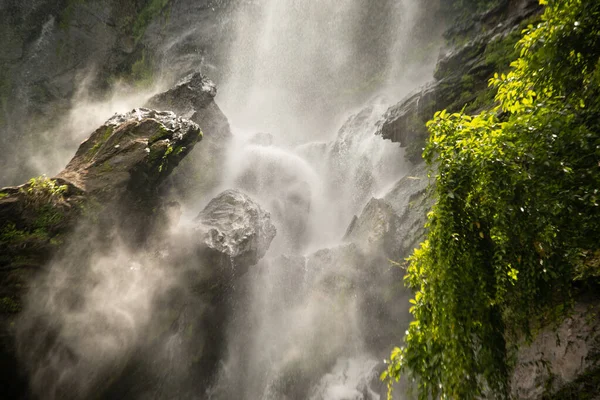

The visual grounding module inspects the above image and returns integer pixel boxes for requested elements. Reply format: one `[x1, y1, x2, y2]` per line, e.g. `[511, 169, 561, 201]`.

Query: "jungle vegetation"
[384, 0, 600, 398]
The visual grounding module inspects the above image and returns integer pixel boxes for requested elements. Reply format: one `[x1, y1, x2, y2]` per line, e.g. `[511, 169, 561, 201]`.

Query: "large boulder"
[58, 108, 201, 200]
[146, 73, 232, 199]
[1, 107, 201, 277]
[194, 189, 276, 278]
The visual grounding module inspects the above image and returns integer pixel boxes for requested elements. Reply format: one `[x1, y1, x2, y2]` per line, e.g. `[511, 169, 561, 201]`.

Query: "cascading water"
[5, 1, 441, 399]
[202, 1, 435, 398]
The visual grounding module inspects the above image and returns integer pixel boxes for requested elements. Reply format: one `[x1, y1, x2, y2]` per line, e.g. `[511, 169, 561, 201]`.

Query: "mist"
[4, 0, 444, 399]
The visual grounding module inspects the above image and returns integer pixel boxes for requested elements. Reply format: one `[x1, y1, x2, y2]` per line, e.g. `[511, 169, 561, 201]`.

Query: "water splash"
[207, 1, 432, 398]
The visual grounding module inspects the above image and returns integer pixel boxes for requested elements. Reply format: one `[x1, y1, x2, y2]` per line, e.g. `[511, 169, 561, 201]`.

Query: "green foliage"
[87, 126, 114, 160]
[385, 0, 600, 398]
[21, 176, 68, 208]
[132, 0, 171, 43]
[130, 50, 155, 88]
[0, 222, 50, 245]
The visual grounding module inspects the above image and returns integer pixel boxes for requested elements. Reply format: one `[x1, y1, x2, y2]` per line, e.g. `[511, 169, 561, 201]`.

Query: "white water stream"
[206, 1, 435, 398]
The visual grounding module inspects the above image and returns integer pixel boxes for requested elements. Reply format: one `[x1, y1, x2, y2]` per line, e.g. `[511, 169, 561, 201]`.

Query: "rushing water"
[204, 1, 435, 398]
[9, 1, 441, 399]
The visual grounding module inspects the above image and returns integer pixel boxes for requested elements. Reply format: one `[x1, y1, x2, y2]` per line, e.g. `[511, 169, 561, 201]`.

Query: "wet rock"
[382, 163, 431, 257]
[194, 189, 276, 278]
[146, 73, 232, 199]
[344, 198, 401, 259]
[377, 82, 439, 150]
[344, 163, 430, 260]
[58, 108, 201, 200]
[0, 107, 201, 301]
[249, 132, 273, 146]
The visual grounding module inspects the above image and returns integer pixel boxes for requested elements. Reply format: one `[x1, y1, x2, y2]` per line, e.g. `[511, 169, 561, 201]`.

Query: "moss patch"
[58, 0, 86, 31]
[0, 297, 21, 314]
[132, 0, 171, 43]
[87, 126, 114, 161]
[20, 176, 68, 208]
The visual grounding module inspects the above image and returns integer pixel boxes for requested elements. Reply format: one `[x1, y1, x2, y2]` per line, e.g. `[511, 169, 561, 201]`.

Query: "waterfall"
[205, 1, 431, 398]
[4, 1, 439, 399]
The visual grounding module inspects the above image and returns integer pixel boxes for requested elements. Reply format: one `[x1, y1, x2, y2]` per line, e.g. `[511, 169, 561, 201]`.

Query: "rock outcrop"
[1, 107, 201, 279]
[146, 73, 232, 199]
[58, 108, 201, 199]
[0, 107, 203, 399]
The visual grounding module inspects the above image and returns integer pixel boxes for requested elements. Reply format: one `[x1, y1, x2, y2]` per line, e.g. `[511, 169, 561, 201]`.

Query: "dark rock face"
[146, 73, 232, 198]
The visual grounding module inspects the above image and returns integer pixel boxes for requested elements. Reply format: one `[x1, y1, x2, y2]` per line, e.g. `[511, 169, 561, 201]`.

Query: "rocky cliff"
[377, 0, 541, 162]
[1, 0, 599, 398]
[373, 0, 600, 397]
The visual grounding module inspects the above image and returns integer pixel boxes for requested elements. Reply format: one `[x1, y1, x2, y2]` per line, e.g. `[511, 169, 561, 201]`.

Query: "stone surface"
[376, 0, 542, 162]
[344, 162, 430, 261]
[146, 73, 232, 199]
[58, 108, 201, 200]
[511, 299, 600, 399]
[194, 189, 276, 276]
